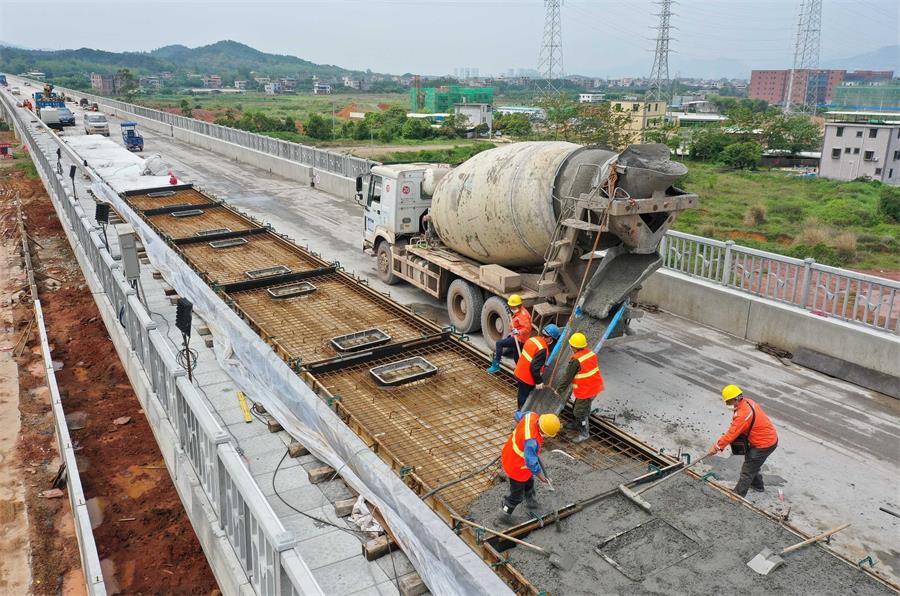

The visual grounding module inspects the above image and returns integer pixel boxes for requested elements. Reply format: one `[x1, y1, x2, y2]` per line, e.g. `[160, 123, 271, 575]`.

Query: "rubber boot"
[486, 359, 501, 374]
[573, 418, 590, 443]
[524, 490, 541, 511]
[495, 504, 516, 527]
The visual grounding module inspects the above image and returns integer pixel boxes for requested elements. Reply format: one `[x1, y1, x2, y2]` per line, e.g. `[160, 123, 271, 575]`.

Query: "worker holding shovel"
[511, 324, 562, 410]
[496, 411, 561, 526]
[707, 384, 779, 497]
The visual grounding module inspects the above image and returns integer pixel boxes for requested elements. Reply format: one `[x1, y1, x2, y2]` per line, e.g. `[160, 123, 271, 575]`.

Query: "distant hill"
[824, 45, 899, 72]
[0, 40, 362, 85]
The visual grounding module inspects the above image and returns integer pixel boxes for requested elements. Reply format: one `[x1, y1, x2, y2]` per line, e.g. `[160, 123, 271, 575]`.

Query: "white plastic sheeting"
[64, 135, 173, 192]
[91, 181, 511, 596]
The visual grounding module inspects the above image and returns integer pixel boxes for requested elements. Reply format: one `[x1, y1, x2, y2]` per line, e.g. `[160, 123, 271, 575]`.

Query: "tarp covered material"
[64, 135, 173, 192]
[91, 181, 511, 596]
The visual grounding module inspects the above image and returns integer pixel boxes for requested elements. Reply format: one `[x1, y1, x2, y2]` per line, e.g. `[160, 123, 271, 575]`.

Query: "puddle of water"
[111, 464, 160, 499]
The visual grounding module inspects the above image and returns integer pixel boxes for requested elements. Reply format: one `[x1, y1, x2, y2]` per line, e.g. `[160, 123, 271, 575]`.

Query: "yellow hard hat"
[507, 294, 523, 307]
[722, 384, 743, 402]
[538, 414, 561, 437]
[568, 332, 588, 349]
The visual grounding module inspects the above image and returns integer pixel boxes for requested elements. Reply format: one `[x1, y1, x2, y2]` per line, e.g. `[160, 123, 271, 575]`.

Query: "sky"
[0, 0, 897, 78]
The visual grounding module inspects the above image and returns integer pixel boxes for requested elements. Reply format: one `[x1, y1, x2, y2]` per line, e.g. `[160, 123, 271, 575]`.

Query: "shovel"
[747, 523, 850, 576]
[451, 516, 576, 571]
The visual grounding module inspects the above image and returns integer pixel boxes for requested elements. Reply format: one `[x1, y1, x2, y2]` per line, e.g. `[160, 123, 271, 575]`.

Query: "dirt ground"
[0, 132, 218, 595]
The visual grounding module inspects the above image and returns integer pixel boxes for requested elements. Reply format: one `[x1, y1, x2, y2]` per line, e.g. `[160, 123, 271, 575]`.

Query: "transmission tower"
[785, 0, 822, 114]
[647, 0, 674, 102]
[537, 0, 564, 95]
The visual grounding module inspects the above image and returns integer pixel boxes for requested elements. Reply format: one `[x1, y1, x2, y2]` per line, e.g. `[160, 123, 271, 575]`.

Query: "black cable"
[421, 456, 500, 500]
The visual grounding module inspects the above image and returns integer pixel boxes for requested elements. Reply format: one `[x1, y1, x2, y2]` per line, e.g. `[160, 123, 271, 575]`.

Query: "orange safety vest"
[716, 398, 778, 451]
[514, 336, 548, 386]
[571, 348, 604, 399]
[501, 412, 544, 482]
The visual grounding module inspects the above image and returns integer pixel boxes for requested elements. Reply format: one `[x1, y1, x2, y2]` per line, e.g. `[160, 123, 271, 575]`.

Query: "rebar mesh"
[178, 233, 321, 285]
[227, 273, 434, 362]
[126, 187, 215, 211]
[147, 206, 255, 239]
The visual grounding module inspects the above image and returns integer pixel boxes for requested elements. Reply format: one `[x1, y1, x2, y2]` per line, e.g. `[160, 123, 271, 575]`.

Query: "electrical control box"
[116, 224, 141, 282]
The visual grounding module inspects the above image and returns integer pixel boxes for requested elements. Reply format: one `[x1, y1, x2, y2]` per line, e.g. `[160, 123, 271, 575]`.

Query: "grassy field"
[674, 162, 900, 271]
[139, 92, 408, 121]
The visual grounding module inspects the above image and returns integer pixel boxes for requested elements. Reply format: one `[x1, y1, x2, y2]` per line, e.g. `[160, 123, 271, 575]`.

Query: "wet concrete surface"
[501, 475, 890, 595]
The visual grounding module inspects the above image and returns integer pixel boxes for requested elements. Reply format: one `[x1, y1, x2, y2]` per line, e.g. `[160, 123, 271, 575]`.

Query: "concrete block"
[266, 415, 283, 433]
[398, 572, 428, 596]
[363, 534, 397, 561]
[288, 440, 309, 458]
[309, 465, 337, 484]
[334, 497, 357, 517]
[792, 348, 899, 399]
[479, 264, 521, 292]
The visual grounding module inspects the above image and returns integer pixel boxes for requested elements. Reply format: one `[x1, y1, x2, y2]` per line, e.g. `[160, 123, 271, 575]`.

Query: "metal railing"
[660, 231, 900, 334]
[2, 90, 322, 595]
[52, 84, 373, 180]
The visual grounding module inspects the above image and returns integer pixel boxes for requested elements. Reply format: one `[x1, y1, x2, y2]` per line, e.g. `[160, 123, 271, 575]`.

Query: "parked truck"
[361, 142, 698, 342]
[33, 83, 64, 115]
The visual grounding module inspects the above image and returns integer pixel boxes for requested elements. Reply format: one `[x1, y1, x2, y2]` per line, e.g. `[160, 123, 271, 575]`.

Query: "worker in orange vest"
[707, 384, 779, 497]
[497, 411, 561, 526]
[512, 324, 561, 410]
[486, 294, 532, 374]
[554, 332, 604, 443]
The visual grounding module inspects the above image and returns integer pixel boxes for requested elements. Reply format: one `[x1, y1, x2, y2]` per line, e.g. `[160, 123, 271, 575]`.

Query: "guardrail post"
[799, 257, 815, 308]
[721, 240, 734, 286]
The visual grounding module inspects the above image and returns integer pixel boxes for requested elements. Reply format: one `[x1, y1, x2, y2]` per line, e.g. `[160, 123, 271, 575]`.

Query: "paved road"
[35, 84, 900, 586]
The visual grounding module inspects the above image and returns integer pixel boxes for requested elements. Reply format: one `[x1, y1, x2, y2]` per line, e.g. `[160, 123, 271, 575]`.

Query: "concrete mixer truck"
[360, 142, 697, 343]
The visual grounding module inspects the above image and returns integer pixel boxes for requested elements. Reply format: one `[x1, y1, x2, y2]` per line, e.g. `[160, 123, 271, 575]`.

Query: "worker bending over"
[486, 294, 531, 374]
[513, 324, 561, 410]
[497, 411, 561, 526]
[554, 332, 604, 443]
[707, 384, 778, 497]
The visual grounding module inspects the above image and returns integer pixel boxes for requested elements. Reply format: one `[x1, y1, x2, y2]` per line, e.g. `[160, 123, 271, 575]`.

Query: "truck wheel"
[480, 296, 511, 346]
[446, 279, 484, 334]
[376, 241, 399, 285]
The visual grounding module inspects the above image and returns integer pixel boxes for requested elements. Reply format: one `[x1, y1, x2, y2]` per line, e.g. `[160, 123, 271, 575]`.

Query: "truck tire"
[376, 241, 400, 285]
[446, 279, 484, 334]
[480, 296, 511, 346]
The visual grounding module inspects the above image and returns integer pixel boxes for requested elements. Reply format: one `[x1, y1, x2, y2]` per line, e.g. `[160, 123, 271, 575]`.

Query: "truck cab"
[362, 163, 449, 253]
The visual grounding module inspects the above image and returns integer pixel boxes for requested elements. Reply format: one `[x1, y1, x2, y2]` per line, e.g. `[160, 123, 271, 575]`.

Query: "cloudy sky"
[1, 0, 897, 77]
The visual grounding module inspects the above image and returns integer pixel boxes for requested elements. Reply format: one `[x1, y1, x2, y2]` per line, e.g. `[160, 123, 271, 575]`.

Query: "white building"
[234, 80, 247, 90]
[579, 93, 606, 103]
[454, 103, 492, 129]
[264, 82, 282, 95]
[819, 114, 900, 184]
[313, 83, 332, 95]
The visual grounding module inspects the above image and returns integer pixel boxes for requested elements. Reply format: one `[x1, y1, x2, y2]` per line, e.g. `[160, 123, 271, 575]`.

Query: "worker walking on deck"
[497, 411, 561, 525]
[512, 324, 561, 410]
[706, 385, 778, 497]
[554, 332, 604, 443]
[486, 294, 532, 374]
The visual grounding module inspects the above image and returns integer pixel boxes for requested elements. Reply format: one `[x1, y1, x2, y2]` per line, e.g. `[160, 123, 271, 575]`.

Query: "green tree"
[401, 118, 432, 140]
[493, 112, 532, 137]
[179, 99, 193, 117]
[720, 142, 762, 169]
[304, 113, 330, 139]
[537, 94, 578, 140]
[352, 121, 371, 141]
[764, 114, 821, 153]
[643, 120, 681, 151]
[573, 103, 633, 150]
[689, 127, 732, 161]
[115, 68, 138, 99]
